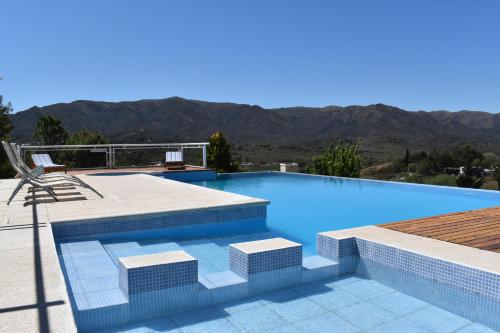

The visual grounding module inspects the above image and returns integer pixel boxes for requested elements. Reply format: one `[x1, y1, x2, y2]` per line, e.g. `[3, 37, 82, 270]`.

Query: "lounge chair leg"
[46, 188, 59, 201]
[85, 184, 104, 198]
[7, 180, 25, 205]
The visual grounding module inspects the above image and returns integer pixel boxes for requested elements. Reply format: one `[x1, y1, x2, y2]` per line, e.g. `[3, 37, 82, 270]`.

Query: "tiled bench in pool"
[118, 251, 198, 294]
[229, 237, 302, 279]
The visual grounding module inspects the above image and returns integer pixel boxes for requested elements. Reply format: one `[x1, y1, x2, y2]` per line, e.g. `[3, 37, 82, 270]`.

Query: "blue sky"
[1, 0, 499, 112]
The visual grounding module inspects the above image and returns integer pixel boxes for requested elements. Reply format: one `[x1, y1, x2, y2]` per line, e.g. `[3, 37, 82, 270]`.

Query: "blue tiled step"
[302, 255, 339, 283]
[59, 241, 130, 331]
[59, 240, 340, 331]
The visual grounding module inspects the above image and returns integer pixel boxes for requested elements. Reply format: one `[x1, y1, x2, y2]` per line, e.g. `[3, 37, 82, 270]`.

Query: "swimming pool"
[190, 172, 500, 254]
[55, 172, 500, 332]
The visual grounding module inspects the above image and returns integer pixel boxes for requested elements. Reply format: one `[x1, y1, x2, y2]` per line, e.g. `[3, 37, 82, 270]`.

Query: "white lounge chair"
[31, 153, 67, 173]
[164, 151, 185, 170]
[11, 143, 88, 184]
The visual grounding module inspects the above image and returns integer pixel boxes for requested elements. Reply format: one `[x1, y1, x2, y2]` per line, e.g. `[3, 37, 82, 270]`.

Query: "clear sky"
[1, 0, 499, 113]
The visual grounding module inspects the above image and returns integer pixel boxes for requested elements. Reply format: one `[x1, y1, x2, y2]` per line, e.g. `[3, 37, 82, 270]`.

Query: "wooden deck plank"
[390, 218, 500, 235]
[379, 206, 500, 253]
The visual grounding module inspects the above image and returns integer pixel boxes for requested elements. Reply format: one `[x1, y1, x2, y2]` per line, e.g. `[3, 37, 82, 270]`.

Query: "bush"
[207, 132, 239, 172]
[424, 174, 456, 187]
[308, 142, 361, 177]
[65, 129, 107, 168]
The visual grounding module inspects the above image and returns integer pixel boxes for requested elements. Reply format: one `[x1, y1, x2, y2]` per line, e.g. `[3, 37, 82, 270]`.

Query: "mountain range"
[10, 97, 500, 162]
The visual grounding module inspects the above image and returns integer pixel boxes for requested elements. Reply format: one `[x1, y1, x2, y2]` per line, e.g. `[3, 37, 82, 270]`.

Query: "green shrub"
[308, 142, 361, 177]
[207, 132, 239, 172]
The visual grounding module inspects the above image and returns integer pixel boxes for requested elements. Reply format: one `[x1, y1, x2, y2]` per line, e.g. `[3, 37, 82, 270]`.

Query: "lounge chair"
[2, 142, 103, 204]
[31, 153, 67, 173]
[164, 151, 185, 170]
[11, 143, 91, 185]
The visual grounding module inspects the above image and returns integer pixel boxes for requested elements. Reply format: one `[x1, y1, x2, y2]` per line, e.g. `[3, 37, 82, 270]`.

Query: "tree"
[450, 145, 484, 168]
[309, 141, 361, 177]
[404, 148, 410, 173]
[207, 132, 238, 172]
[65, 129, 107, 168]
[450, 145, 485, 189]
[33, 115, 68, 145]
[0, 96, 15, 178]
[456, 168, 485, 189]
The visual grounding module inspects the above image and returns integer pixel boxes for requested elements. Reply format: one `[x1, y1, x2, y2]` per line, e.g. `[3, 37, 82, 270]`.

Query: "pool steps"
[66, 232, 500, 331]
[68, 236, 340, 331]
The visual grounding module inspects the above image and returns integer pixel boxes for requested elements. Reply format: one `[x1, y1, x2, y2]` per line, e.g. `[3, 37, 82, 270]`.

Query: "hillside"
[10, 97, 500, 162]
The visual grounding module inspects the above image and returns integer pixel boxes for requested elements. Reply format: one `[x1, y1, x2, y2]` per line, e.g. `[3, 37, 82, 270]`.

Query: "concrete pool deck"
[0, 173, 498, 332]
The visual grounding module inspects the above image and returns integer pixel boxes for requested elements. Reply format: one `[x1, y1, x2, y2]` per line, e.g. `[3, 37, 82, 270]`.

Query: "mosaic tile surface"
[93, 276, 498, 333]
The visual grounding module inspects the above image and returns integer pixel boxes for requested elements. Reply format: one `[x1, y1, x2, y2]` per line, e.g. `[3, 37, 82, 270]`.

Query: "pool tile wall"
[355, 238, 500, 301]
[317, 233, 359, 275]
[317, 233, 358, 259]
[357, 257, 500, 331]
[161, 170, 216, 182]
[128, 284, 199, 321]
[317, 233, 500, 301]
[52, 203, 267, 241]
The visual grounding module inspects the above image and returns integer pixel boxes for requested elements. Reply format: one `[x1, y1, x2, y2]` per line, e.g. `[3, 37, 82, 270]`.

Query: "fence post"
[105, 147, 109, 168]
[202, 145, 207, 168]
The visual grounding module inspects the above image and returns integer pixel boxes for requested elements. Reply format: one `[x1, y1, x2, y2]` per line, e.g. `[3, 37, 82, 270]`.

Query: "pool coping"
[49, 200, 269, 225]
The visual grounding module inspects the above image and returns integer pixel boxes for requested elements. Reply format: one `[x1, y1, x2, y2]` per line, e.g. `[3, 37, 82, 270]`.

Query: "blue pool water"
[190, 172, 500, 254]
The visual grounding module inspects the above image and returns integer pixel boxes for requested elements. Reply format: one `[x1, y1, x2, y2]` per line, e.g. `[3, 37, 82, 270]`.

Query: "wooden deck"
[379, 206, 500, 253]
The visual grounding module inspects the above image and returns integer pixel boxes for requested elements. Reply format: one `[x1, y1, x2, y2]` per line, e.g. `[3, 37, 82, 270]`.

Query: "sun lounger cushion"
[31, 154, 66, 168]
[165, 151, 183, 163]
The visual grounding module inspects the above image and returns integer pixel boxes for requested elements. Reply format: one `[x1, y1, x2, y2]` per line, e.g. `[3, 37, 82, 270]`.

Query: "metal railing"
[19, 143, 209, 169]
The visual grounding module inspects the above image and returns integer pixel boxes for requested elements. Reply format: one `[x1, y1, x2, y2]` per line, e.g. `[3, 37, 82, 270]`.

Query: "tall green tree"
[33, 115, 68, 145]
[456, 168, 485, 189]
[66, 129, 107, 168]
[450, 145, 484, 167]
[452, 145, 485, 188]
[0, 96, 15, 178]
[309, 141, 361, 177]
[404, 148, 411, 174]
[207, 131, 238, 172]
